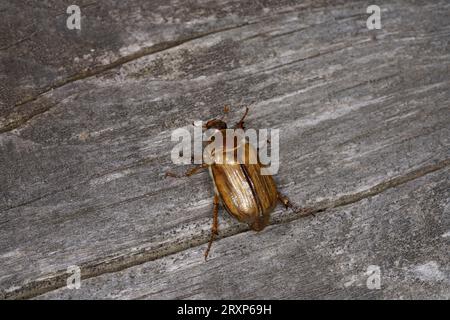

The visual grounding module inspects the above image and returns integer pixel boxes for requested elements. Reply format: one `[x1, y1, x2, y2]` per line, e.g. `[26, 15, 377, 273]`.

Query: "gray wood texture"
[1, 0, 449, 299]
[37, 168, 450, 299]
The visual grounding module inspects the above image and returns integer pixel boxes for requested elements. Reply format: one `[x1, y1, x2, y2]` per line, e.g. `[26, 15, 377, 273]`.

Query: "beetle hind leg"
[278, 192, 316, 217]
[278, 192, 294, 210]
[204, 193, 220, 260]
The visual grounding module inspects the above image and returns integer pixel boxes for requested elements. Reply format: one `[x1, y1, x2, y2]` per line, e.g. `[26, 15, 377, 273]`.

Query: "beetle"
[167, 107, 303, 260]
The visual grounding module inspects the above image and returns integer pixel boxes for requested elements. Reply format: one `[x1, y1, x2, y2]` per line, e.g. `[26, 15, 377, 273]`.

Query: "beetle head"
[204, 119, 227, 130]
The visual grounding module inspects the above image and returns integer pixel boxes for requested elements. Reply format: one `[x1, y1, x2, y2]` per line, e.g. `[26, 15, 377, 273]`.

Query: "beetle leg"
[278, 192, 316, 217]
[165, 164, 207, 178]
[185, 164, 208, 177]
[204, 193, 220, 260]
[278, 192, 294, 210]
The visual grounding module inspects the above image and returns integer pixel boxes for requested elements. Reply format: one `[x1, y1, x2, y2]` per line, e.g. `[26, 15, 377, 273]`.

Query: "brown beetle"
[167, 107, 299, 259]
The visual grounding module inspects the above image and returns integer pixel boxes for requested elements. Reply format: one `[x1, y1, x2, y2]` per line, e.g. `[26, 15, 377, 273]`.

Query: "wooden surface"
[37, 168, 450, 299]
[1, 0, 449, 299]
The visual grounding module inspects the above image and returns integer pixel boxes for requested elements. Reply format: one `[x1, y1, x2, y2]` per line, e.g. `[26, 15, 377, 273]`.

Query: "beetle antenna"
[239, 107, 249, 123]
[235, 107, 249, 129]
[218, 105, 230, 123]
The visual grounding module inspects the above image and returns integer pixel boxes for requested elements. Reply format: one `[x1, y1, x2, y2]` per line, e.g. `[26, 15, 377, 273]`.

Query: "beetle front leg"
[204, 193, 220, 260]
[165, 164, 208, 178]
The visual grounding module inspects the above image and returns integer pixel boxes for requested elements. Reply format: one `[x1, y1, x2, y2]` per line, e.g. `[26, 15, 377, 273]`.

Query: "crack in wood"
[0, 30, 39, 51]
[1, 22, 255, 134]
[227, 41, 365, 83]
[0, 156, 162, 213]
[3, 157, 449, 300]
[0, 29, 364, 135]
[0, 103, 58, 134]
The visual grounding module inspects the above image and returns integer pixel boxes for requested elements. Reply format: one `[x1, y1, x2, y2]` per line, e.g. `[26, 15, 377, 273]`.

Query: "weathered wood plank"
[36, 167, 450, 299]
[0, 0, 449, 299]
[0, 0, 335, 112]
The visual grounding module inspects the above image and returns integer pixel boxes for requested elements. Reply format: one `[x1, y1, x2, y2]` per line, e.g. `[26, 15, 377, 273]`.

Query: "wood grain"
[36, 168, 450, 299]
[1, 0, 449, 299]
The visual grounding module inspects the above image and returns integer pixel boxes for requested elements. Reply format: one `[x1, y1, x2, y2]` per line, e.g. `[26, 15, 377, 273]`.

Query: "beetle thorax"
[204, 131, 255, 166]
